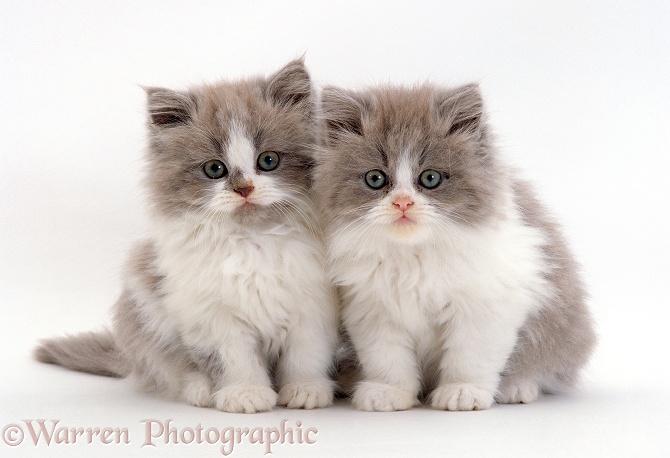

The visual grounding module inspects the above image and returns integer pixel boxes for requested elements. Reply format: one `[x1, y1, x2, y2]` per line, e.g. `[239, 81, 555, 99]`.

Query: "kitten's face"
[144, 60, 315, 228]
[316, 84, 505, 245]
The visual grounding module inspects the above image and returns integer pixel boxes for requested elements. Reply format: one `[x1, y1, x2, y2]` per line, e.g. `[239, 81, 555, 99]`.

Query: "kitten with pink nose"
[316, 84, 595, 411]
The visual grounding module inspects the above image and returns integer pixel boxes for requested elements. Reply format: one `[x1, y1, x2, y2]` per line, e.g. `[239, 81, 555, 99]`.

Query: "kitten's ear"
[266, 59, 312, 108]
[143, 87, 196, 127]
[320, 87, 369, 142]
[435, 84, 485, 137]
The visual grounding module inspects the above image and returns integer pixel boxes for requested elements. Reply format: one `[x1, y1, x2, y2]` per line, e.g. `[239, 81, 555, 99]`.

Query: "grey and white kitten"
[316, 83, 596, 411]
[35, 60, 338, 413]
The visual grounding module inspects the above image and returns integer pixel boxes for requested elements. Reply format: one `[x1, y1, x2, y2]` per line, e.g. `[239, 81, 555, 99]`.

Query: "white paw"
[352, 381, 418, 411]
[213, 385, 277, 413]
[182, 373, 212, 407]
[430, 383, 494, 411]
[278, 380, 334, 409]
[496, 379, 540, 404]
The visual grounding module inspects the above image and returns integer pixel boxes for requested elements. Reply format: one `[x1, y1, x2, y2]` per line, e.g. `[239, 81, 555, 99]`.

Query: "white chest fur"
[330, 211, 552, 340]
[145, 215, 329, 354]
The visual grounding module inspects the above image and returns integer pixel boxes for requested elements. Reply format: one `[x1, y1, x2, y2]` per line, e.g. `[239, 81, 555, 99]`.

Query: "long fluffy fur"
[35, 60, 338, 413]
[315, 83, 596, 411]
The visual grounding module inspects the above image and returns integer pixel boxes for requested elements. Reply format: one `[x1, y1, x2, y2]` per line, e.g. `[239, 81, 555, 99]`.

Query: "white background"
[1, 1, 669, 456]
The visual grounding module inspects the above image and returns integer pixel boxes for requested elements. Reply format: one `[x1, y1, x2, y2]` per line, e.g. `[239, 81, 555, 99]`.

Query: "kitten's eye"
[257, 151, 280, 171]
[364, 169, 387, 189]
[203, 160, 227, 179]
[419, 169, 443, 189]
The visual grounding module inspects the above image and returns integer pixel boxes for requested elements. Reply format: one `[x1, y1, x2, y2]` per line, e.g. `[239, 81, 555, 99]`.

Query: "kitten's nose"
[393, 195, 414, 212]
[234, 186, 254, 198]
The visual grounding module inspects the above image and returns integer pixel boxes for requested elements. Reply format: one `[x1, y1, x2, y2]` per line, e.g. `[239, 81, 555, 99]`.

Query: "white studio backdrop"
[1, 1, 669, 457]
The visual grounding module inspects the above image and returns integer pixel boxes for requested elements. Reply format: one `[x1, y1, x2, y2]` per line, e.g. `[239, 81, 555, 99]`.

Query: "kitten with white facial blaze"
[34, 60, 338, 413]
[317, 84, 596, 411]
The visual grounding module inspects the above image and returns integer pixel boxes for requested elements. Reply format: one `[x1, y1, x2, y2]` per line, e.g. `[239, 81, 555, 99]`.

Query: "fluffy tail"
[34, 329, 126, 377]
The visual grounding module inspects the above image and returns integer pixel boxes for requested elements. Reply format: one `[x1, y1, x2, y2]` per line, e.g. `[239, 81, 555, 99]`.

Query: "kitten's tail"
[34, 329, 127, 378]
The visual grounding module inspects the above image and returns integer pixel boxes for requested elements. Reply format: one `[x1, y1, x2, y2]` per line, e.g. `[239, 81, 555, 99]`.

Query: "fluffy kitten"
[316, 83, 596, 411]
[35, 60, 338, 413]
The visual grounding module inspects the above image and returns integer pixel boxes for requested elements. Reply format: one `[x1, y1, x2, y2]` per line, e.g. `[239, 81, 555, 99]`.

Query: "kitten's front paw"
[496, 379, 540, 404]
[430, 383, 494, 411]
[278, 380, 334, 409]
[213, 385, 278, 413]
[352, 381, 418, 411]
[182, 373, 212, 408]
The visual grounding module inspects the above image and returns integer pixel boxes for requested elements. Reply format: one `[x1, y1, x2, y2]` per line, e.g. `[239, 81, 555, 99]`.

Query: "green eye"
[203, 160, 227, 179]
[257, 151, 280, 171]
[419, 169, 442, 189]
[365, 169, 387, 189]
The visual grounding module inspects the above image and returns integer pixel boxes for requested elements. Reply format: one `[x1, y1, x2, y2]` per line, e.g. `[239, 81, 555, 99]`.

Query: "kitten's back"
[501, 179, 596, 393]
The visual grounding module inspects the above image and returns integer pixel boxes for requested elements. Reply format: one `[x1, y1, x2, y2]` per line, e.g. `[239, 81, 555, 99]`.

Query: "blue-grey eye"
[365, 169, 387, 189]
[203, 160, 227, 179]
[419, 169, 442, 189]
[257, 151, 280, 171]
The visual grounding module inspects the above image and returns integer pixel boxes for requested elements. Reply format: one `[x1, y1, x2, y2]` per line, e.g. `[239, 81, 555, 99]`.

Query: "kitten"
[34, 60, 338, 413]
[316, 83, 596, 411]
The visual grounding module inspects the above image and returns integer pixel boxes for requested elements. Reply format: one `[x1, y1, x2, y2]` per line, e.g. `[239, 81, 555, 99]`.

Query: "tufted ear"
[320, 87, 371, 143]
[143, 87, 197, 127]
[435, 83, 485, 137]
[266, 59, 312, 108]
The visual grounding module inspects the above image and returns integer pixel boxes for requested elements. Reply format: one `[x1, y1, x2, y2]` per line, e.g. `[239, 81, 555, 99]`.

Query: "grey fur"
[34, 329, 124, 378]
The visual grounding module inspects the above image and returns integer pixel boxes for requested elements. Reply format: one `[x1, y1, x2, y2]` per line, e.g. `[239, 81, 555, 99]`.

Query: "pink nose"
[234, 186, 254, 198]
[393, 195, 414, 212]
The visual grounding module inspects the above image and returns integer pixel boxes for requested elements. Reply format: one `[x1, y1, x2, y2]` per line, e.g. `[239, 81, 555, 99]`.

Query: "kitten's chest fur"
[339, 243, 458, 334]
[149, 216, 325, 351]
[334, 213, 551, 337]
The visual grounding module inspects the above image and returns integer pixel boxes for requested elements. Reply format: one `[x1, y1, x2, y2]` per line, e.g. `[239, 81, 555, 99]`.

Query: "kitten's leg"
[430, 302, 524, 411]
[496, 293, 596, 404]
[496, 330, 543, 405]
[121, 342, 212, 407]
[114, 290, 212, 407]
[276, 300, 337, 409]
[211, 331, 277, 414]
[346, 312, 421, 411]
[122, 342, 213, 407]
